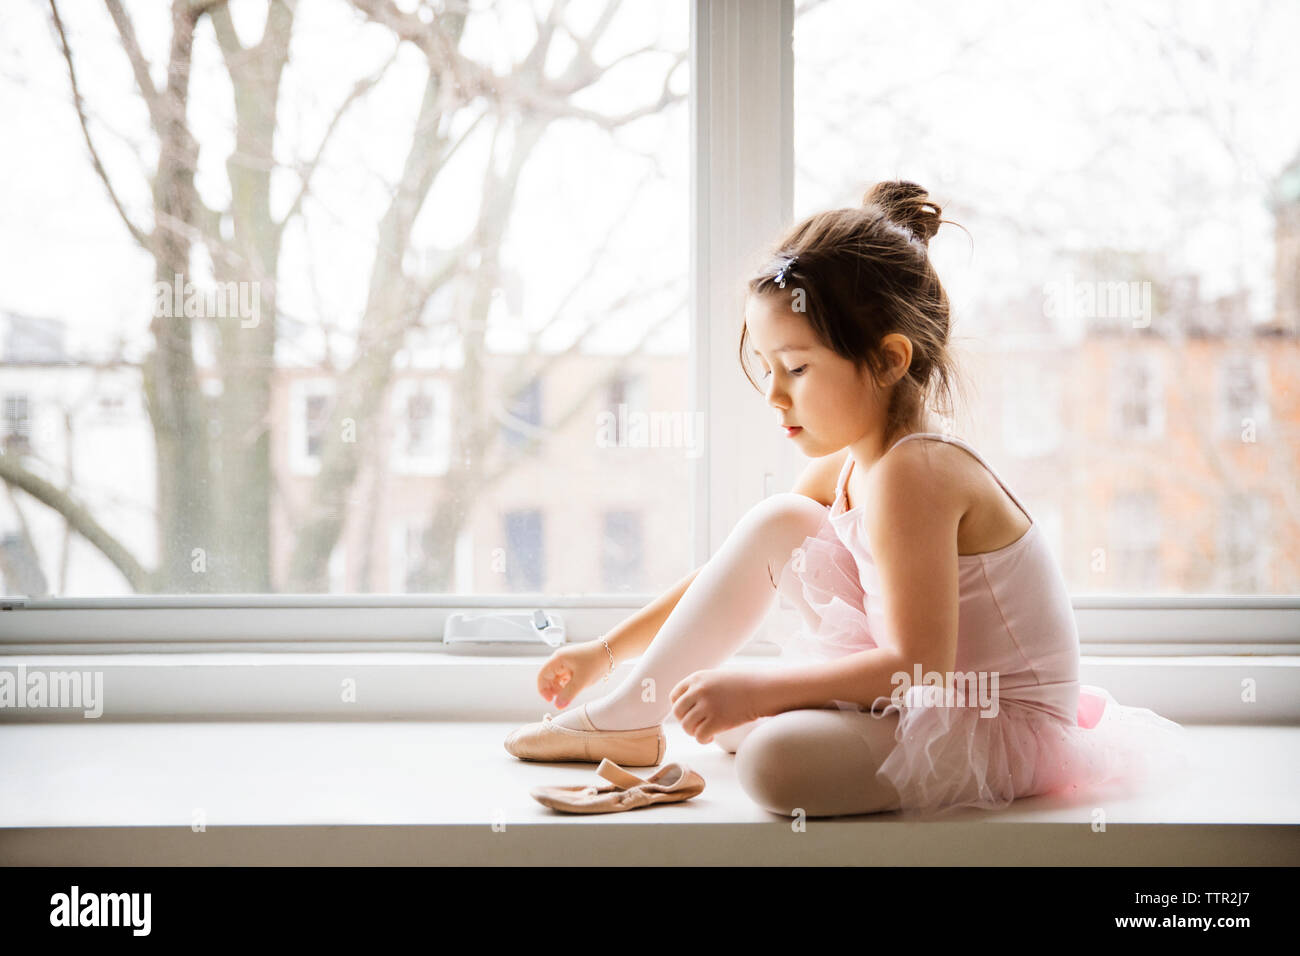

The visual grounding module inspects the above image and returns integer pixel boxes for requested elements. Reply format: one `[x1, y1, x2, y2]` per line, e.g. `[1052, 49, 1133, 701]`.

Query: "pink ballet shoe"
[503, 703, 667, 767]
[529, 758, 705, 814]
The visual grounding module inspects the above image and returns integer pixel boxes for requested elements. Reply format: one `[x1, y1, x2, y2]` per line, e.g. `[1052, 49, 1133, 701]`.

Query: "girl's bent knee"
[738, 494, 829, 587]
[732, 715, 814, 814]
[733, 710, 903, 817]
[750, 492, 828, 526]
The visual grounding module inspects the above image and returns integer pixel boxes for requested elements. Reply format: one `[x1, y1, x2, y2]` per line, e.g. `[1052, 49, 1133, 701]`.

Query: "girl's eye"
[759, 365, 807, 380]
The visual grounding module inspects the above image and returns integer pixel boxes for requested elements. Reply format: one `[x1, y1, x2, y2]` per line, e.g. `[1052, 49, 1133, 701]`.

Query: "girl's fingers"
[668, 676, 691, 703]
[677, 701, 703, 736]
[670, 691, 692, 722]
[539, 661, 571, 699]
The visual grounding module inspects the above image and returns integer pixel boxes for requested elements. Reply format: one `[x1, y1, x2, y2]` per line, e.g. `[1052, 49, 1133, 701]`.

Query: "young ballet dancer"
[505, 180, 1193, 818]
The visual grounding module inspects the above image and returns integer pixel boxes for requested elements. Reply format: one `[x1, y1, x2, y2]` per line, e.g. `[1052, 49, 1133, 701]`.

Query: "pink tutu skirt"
[772, 510, 1197, 818]
[858, 682, 1197, 818]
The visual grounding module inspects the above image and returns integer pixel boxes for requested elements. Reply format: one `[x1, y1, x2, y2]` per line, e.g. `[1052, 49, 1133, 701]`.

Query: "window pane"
[0, 0, 691, 597]
[794, 0, 1300, 594]
[601, 509, 644, 593]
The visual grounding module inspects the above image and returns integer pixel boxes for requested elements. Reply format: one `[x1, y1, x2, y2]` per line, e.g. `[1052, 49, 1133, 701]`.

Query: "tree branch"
[48, 0, 154, 253]
[275, 44, 402, 237]
[0, 454, 151, 592]
[104, 0, 167, 134]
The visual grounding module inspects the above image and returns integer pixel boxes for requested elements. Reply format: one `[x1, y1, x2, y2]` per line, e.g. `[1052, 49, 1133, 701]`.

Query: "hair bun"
[862, 180, 942, 247]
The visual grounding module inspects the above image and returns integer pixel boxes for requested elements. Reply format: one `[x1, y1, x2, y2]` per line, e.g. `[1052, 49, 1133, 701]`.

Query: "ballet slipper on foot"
[504, 703, 667, 766]
[529, 758, 705, 814]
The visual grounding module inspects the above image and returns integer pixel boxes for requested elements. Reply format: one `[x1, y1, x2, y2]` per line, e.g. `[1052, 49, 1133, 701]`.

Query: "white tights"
[583, 492, 904, 817]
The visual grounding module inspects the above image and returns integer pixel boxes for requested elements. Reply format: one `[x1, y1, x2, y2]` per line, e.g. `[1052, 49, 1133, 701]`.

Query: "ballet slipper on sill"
[503, 702, 667, 766]
[529, 758, 706, 814]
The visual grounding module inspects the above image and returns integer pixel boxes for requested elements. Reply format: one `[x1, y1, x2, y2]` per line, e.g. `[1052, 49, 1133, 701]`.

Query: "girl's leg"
[734, 707, 904, 817]
[552, 492, 827, 731]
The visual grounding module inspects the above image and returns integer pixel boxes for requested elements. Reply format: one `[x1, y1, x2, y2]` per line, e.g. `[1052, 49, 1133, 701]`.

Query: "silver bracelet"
[600, 638, 614, 681]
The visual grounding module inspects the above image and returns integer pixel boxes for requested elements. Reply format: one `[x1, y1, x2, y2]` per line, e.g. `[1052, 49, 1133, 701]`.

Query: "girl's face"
[744, 293, 883, 457]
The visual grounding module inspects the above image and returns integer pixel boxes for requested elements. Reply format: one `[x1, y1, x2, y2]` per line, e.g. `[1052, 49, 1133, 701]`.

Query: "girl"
[505, 180, 1193, 818]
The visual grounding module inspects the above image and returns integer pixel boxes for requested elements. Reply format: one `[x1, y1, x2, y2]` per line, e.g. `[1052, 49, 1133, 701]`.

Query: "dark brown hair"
[739, 180, 972, 447]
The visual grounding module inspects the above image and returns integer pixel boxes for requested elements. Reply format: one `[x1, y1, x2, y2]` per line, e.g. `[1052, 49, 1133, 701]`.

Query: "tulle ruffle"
[772, 509, 881, 660]
[849, 683, 1197, 818]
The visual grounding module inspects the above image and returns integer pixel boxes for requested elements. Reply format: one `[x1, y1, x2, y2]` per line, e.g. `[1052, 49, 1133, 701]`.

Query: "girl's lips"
[783, 425, 802, 436]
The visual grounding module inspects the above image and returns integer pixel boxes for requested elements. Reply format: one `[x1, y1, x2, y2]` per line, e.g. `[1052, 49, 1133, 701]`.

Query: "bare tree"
[2, 0, 685, 595]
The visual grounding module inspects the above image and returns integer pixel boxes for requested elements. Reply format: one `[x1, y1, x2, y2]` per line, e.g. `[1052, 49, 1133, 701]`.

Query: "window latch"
[443, 609, 566, 648]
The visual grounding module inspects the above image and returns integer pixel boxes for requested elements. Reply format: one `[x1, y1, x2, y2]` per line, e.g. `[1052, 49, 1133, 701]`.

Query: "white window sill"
[0, 652, 1297, 723]
[1, 717, 1296, 865]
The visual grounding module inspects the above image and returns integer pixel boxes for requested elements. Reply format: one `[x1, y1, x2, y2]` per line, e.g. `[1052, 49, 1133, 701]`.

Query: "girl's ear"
[879, 333, 914, 386]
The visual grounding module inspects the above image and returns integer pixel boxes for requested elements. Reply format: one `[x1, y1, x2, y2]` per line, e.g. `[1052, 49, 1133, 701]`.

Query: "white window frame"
[2, 1, 1297, 722]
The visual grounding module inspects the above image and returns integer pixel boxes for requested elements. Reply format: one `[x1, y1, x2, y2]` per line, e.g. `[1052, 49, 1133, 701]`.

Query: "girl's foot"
[503, 703, 667, 766]
[551, 697, 661, 732]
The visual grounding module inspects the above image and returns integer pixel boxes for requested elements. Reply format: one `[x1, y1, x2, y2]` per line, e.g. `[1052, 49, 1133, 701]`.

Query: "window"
[1111, 354, 1164, 441]
[1, 0, 690, 598]
[602, 372, 649, 447]
[795, 0, 1299, 597]
[390, 377, 451, 475]
[1217, 353, 1270, 440]
[0, 531, 46, 596]
[96, 392, 127, 421]
[288, 379, 335, 478]
[0, 0, 1292, 660]
[2, 393, 31, 457]
[498, 377, 542, 451]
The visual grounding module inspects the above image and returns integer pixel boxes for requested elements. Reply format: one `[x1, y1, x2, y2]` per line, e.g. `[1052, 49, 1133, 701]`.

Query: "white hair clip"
[774, 255, 798, 288]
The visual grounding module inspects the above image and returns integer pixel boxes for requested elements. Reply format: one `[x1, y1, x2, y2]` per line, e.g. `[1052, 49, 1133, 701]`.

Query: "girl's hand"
[669, 669, 769, 745]
[537, 640, 611, 709]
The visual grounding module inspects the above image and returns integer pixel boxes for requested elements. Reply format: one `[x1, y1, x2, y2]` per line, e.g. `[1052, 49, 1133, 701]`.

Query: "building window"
[305, 395, 329, 458]
[603, 372, 648, 446]
[499, 378, 542, 450]
[407, 393, 432, 454]
[1111, 354, 1163, 440]
[288, 379, 335, 476]
[503, 509, 543, 592]
[391, 377, 451, 475]
[1217, 353, 1269, 440]
[2, 393, 31, 456]
[96, 392, 127, 420]
[602, 510, 643, 592]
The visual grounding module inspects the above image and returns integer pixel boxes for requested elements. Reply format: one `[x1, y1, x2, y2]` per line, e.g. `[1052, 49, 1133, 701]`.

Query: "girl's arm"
[759, 441, 963, 714]
[599, 565, 703, 665]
